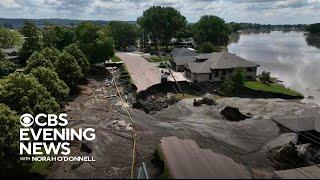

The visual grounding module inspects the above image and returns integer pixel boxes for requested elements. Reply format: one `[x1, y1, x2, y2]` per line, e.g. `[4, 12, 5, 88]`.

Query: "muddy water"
[228, 31, 320, 105]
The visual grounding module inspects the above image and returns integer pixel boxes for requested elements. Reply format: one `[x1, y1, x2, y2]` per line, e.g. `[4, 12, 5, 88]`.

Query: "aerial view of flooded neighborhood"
[0, 0, 320, 179]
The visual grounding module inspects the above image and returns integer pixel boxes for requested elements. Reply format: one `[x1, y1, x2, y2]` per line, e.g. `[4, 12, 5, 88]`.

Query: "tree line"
[307, 23, 320, 34]
[228, 22, 308, 33]
[138, 6, 231, 51]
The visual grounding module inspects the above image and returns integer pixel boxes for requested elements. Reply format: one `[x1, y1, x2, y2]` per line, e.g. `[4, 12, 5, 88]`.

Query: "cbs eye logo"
[20, 114, 34, 127]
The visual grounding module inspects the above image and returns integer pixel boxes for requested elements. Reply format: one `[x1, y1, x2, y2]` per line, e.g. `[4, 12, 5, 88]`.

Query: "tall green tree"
[0, 60, 16, 78]
[137, 6, 187, 49]
[31, 67, 70, 105]
[93, 29, 115, 64]
[19, 21, 42, 63]
[0, 103, 21, 176]
[307, 23, 320, 34]
[194, 15, 230, 46]
[53, 26, 76, 50]
[63, 44, 90, 74]
[41, 47, 60, 66]
[42, 25, 57, 48]
[199, 42, 216, 53]
[0, 72, 59, 114]
[0, 49, 5, 60]
[228, 22, 242, 33]
[55, 52, 83, 88]
[75, 22, 100, 46]
[176, 24, 195, 38]
[107, 21, 138, 50]
[26, 51, 54, 73]
[0, 28, 23, 48]
[75, 22, 115, 64]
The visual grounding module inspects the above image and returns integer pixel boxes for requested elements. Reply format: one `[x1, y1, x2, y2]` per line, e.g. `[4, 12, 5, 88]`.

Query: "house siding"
[188, 67, 257, 83]
[191, 73, 211, 82]
[176, 65, 185, 72]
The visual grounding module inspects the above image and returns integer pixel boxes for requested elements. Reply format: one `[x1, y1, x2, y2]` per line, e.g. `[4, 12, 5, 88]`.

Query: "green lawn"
[175, 93, 199, 100]
[111, 55, 122, 62]
[30, 160, 52, 176]
[150, 56, 171, 63]
[244, 81, 302, 96]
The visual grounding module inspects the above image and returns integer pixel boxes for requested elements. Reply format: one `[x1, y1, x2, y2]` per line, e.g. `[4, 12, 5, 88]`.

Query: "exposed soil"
[48, 70, 320, 179]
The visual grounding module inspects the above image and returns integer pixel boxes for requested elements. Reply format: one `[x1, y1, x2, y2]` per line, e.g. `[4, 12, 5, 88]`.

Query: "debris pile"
[193, 97, 217, 106]
[220, 107, 251, 122]
[267, 142, 307, 170]
[134, 93, 179, 113]
[80, 141, 93, 154]
[107, 120, 134, 131]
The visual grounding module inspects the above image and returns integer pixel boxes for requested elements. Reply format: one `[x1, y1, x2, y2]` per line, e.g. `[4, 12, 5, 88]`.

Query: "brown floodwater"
[228, 31, 320, 105]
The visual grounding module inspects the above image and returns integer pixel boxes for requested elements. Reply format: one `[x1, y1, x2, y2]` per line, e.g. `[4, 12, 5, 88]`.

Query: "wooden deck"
[160, 136, 251, 179]
[274, 165, 320, 179]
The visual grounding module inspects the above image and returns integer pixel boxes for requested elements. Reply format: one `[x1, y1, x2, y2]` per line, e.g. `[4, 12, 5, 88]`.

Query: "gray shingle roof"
[170, 48, 197, 57]
[186, 51, 258, 73]
[185, 60, 213, 73]
[210, 51, 258, 69]
[172, 56, 196, 66]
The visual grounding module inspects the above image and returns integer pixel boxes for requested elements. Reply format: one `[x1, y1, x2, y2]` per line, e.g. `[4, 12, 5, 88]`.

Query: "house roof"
[186, 51, 258, 73]
[1, 48, 18, 54]
[170, 47, 197, 57]
[172, 56, 196, 66]
[210, 51, 258, 69]
[160, 136, 251, 179]
[185, 60, 213, 73]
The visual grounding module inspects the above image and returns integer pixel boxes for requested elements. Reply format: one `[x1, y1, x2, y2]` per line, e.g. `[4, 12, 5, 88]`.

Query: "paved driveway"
[117, 52, 188, 92]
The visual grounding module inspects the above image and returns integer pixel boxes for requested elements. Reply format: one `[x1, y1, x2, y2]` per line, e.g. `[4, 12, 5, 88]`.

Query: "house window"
[186, 70, 191, 78]
[193, 74, 197, 80]
[222, 70, 227, 75]
[209, 74, 212, 80]
[227, 69, 233, 73]
[214, 70, 219, 77]
[247, 67, 254, 72]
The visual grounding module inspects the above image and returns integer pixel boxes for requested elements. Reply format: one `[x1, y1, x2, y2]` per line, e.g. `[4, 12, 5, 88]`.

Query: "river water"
[228, 31, 320, 105]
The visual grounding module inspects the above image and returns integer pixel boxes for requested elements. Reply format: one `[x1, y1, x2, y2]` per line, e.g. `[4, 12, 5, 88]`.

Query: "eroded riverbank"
[49, 74, 320, 178]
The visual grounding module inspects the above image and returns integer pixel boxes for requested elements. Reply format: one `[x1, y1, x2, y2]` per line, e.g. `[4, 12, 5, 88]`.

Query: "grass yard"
[111, 55, 122, 62]
[244, 81, 302, 97]
[175, 93, 199, 100]
[29, 160, 52, 177]
[150, 56, 171, 63]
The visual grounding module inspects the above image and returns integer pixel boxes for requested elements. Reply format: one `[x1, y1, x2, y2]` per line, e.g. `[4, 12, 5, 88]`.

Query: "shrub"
[199, 42, 216, 53]
[258, 71, 272, 84]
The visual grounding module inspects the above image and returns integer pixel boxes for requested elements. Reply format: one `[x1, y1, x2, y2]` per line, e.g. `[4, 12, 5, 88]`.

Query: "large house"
[170, 48, 259, 82]
[170, 48, 197, 71]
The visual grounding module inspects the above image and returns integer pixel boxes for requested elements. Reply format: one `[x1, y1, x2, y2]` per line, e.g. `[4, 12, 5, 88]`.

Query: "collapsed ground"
[49, 69, 320, 179]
